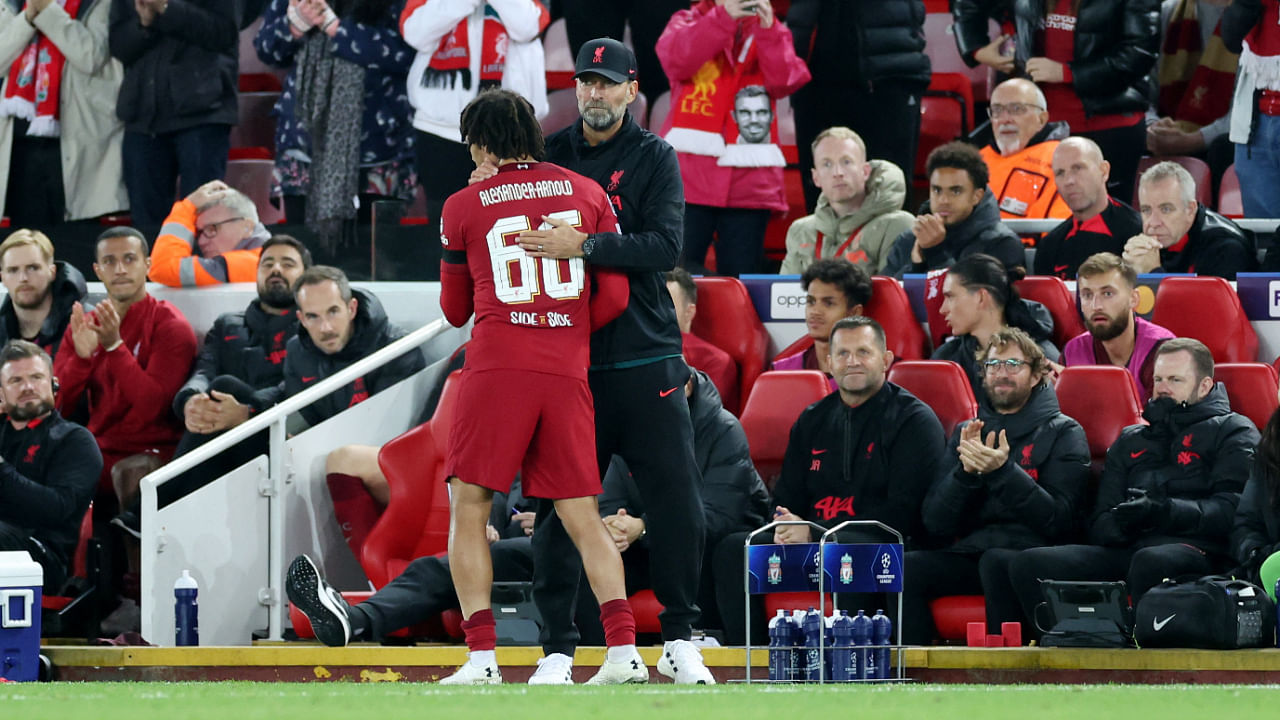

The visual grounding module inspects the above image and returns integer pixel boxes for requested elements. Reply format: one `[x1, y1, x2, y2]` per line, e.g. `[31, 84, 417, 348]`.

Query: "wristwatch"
[581, 235, 596, 259]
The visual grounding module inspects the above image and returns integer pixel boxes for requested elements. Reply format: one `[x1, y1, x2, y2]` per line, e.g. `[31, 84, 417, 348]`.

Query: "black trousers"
[711, 530, 894, 647]
[1007, 542, 1222, 640]
[532, 357, 705, 653]
[901, 548, 1025, 645]
[412, 130, 472, 229]
[0, 520, 68, 593]
[160, 376, 267, 509]
[792, 83, 925, 213]
[122, 124, 230, 239]
[561, 0, 688, 102]
[1080, 121, 1146, 206]
[5, 121, 66, 228]
[681, 205, 771, 277]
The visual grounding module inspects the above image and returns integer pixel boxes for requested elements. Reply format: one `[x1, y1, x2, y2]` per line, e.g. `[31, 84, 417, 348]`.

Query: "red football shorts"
[445, 368, 601, 500]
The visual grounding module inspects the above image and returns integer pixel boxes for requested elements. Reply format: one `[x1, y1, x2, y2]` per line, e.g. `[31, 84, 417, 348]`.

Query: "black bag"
[1134, 576, 1276, 649]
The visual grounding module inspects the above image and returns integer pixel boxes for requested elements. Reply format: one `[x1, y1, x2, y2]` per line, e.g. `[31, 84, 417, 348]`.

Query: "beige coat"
[0, 0, 126, 221]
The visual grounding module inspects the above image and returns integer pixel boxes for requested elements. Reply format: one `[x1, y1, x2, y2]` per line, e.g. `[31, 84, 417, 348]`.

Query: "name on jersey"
[511, 311, 574, 327]
[479, 180, 575, 207]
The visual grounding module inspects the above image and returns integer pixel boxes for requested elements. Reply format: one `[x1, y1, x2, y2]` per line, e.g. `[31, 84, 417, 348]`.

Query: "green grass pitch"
[2, 683, 1277, 720]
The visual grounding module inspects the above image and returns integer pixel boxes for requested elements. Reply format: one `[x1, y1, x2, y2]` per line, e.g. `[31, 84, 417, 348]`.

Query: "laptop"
[1037, 580, 1134, 648]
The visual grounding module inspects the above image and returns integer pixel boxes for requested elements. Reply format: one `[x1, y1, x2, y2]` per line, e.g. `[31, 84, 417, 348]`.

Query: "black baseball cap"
[574, 38, 638, 84]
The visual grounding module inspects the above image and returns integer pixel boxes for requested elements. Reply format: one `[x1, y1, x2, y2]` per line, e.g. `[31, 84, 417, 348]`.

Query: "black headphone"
[51, 377, 60, 394]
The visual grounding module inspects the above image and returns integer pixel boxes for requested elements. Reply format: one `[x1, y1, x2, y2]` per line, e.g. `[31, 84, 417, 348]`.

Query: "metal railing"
[139, 318, 451, 641]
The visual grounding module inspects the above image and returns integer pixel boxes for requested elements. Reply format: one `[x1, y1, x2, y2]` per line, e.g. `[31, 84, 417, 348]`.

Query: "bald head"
[990, 79, 1049, 156]
[1052, 136, 1112, 219]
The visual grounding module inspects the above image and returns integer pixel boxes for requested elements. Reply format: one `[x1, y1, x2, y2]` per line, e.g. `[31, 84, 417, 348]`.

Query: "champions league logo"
[874, 551, 897, 586]
[767, 552, 782, 585]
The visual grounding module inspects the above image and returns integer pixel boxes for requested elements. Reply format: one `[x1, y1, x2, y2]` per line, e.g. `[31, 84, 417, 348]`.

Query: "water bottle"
[830, 610, 855, 682]
[802, 607, 824, 682]
[823, 613, 835, 680]
[174, 570, 199, 646]
[768, 610, 789, 681]
[790, 610, 805, 680]
[851, 609, 872, 681]
[871, 609, 893, 680]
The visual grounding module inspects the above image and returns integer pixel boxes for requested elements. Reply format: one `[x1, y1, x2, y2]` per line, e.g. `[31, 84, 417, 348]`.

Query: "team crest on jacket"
[1020, 443, 1034, 466]
[607, 170, 624, 192]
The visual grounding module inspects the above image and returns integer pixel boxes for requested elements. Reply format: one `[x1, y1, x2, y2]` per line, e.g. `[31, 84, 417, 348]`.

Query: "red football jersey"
[439, 161, 623, 379]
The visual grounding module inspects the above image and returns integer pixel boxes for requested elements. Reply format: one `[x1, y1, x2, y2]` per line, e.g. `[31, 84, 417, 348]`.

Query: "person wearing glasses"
[932, 253, 1059, 408]
[148, 180, 269, 287]
[1007, 337, 1257, 641]
[979, 78, 1072, 220]
[902, 326, 1089, 645]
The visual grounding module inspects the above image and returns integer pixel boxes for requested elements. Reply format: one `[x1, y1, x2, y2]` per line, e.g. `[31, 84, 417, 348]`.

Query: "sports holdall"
[1134, 576, 1275, 649]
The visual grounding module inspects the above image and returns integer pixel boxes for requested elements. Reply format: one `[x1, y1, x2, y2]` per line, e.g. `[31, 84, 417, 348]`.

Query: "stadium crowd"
[4, 0, 1280, 686]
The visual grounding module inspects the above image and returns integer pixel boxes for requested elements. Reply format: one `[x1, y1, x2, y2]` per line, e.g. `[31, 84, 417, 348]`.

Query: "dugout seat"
[690, 277, 770, 415]
[1055, 365, 1143, 479]
[1215, 362, 1279, 432]
[41, 504, 107, 639]
[1014, 275, 1085, 350]
[1151, 276, 1258, 364]
[739, 371, 832, 490]
[887, 360, 978, 440]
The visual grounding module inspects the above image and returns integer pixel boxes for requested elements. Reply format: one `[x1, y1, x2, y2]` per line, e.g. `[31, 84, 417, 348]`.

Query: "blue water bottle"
[802, 607, 824, 682]
[829, 610, 855, 682]
[768, 610, 790, 681]
[174, 569, 199, 646]
[871, 609, 892, 680]
[851, 609, 872, 680]
[790, 610, 805, 679]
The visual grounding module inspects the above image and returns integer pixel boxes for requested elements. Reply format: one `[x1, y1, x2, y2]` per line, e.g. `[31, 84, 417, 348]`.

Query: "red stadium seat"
[1134, 155, 1212, 208]
[1015, 275, 1086, 350]
[1215, 363, 1279, 432]
[739, 370, 832, 490]
[1055, 366, 1143, 478]
[915, 96, 965, 189]
[362, 371, 462, 590]
[930, 595, 986, 643]
[1219, 165, 1243, 218]
[1151, 276, 1258, 363]
[887, 360, 979, 439]
[763, 168, 808, 265]
[627, 589, 664, 636]
[691, 277, 770, 415]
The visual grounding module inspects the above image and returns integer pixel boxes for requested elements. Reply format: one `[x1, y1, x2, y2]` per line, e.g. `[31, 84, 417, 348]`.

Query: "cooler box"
[0, 551, 42, 682]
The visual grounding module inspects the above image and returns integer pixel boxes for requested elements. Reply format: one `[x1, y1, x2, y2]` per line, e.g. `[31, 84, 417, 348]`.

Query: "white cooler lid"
[0, 550, 43, 588]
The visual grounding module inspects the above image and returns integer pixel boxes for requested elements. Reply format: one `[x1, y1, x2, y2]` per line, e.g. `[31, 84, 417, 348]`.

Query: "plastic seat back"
[739, 371, 832, 490]
[887, 360, 978, 439]
[866, 276, 930, 360]
[1215, 362, 1279, 432]
[1055, 366, 1143, 477]
[1151, 276, 1258, 363]
[1015, 275, 1086, 350]
[691, 276, 770, 414]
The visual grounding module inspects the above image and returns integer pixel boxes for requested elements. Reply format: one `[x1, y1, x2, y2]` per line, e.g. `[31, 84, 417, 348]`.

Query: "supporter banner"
[745, 542, 904, 594]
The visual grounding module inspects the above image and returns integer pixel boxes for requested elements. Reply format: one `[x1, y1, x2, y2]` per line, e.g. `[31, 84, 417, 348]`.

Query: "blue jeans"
[122, 124, 230, 237]
[1234, 113, 1280, 219]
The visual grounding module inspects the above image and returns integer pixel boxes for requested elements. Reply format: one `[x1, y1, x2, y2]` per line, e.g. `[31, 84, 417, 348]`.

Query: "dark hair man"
[1034, 137, 1143, 280]
[1007, 337, 1259, 640]
[882, 141, 1025, 277]
[1124, 160, 1255, 279]
[149, 180, 269, 287]
[712, 316, 947, 645]
[473, 38, 715, 684]
[772, 258, 872, 390]
[904, 327, 1089, 644]
[54, 227, 197, 507]
[1062, 252, 1174, 404]
[283, 265, 424, 433]
[664, 268, 739, 412]
[0, 340, 101, 592]
[0, 229, 87, 360]
[429, 88, 638, 686]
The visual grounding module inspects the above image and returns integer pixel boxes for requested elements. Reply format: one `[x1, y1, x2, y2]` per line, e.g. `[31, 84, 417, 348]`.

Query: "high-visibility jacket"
[979, 122, 1072, 221]
[148, 199, 265, 287]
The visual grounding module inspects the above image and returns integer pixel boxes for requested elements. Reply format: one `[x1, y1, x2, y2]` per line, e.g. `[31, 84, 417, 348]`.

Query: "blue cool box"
[0, 551, 43, 682]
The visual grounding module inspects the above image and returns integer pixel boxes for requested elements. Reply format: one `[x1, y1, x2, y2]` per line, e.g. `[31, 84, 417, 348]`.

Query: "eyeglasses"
[983, 358, 1029, 374]
[987, 103, 1044, 118]
[198, 217, 245, 239]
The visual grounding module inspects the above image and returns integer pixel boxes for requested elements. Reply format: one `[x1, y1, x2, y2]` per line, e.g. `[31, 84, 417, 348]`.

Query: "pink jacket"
[656, 3, 810, 211]
[1062, 316, 1175, 404]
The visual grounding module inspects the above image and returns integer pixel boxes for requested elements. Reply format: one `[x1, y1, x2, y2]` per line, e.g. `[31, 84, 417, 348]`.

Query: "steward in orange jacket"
[980, 121, 1072, 221]
[149, 182, 267, 287]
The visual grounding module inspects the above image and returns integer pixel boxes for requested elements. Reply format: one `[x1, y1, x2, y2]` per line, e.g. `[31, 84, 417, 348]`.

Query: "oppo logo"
[770, 282, 805, 320]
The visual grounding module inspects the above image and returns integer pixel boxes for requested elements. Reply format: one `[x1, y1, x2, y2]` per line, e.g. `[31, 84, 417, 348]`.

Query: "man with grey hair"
[979, 78, 1071, 220]
[1123, 160, 1254, 279]
[148, 180, 270, 287]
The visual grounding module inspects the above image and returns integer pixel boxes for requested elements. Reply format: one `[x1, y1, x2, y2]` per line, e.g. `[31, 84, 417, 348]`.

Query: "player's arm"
[438, 199, 474, 327]
[586, 199, 630, 331]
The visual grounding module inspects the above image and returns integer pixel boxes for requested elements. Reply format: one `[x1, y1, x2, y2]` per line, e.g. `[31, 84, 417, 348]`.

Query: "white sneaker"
[439, 656, 502, 685]
[585, 650, 649, 685]
[657, 639, 715, 685]
[528, 653, 574, 685]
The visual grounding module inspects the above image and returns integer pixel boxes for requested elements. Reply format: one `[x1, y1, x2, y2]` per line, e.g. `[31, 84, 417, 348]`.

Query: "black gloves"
[1112, 488, 1170, 533]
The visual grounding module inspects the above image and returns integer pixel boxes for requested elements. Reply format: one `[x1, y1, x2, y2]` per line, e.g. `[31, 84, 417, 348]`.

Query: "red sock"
[326, 473, 381, 557]
[599, 598, 636, 648]
[460, 608, 497, 652]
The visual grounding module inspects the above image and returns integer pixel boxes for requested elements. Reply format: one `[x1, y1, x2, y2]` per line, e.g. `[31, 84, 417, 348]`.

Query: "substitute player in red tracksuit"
[436, 89, 641, 685]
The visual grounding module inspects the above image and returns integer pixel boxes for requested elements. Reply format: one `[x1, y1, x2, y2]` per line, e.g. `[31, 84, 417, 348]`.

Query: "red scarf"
[665, 3, 783, 166]
[1, 0, 80, 137]
[1157, 0, 1237, 128]
[426, 4, 508, 88]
